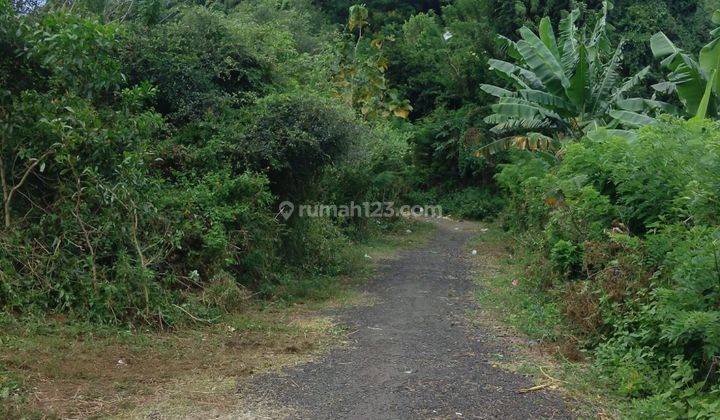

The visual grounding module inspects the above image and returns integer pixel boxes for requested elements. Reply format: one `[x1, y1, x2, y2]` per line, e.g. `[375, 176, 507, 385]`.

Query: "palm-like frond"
[611, 66, 650, 103]
[588, 0, 611, 49]
[608, 110, 656, 127]
[476, 132, 556, 157]
[591, 41, 624, 114]
[480, 1, 658, 156]
[480, 84, 515, 98]
[518, 89, 574, 115]
[488, 59, 531, 89]
[616, 98, 678, 114]
[485, 115, 552, 133]
[516, 26, 570, 96]
[559, 9, 580, 75]
[652, 21, 720, 118]
[492, 100, 560, 124]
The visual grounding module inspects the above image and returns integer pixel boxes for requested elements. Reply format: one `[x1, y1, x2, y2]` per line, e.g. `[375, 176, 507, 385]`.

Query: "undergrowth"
[0, 218, 436, 418]
[491, 119, 720, 418]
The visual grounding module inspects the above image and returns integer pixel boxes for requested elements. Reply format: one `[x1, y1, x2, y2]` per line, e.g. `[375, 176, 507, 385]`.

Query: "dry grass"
[1, 305, 345, 419]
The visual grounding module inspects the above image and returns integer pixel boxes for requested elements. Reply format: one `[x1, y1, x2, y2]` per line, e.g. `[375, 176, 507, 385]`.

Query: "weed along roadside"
[469, 224, 621, 418]
[0, 221, 437, 418]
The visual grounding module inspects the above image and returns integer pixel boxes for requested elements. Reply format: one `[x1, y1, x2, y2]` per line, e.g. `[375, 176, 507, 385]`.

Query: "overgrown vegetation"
[495, 120, 720, 416]
[0, 0, 416, 325]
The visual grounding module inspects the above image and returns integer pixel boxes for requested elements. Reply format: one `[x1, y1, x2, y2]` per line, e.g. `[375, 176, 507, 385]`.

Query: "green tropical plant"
[651, 10, 720, 119]
[479, 2, 668, 155]
[333, 4, 412, 120]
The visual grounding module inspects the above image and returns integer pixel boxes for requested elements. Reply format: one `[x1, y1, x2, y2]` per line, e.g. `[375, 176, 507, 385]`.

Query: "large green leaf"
[585, 127, 638, 142]
[518, 89, 574, 114]
[516, 26, 570, 96]
[480, 84, 514, 98]
[539, 17, 560, 60]
[695, 69, 716, 120]
[616, 98, 677, 114]
[670, 57, 707, 115]
[699, 38, 720, 92]
[487, 59, 530, 89]
[592, 42, 624, 114]
[652, 81, 676, 94]
[566, 44, 589, 108]
[491, 102, 544, 120]
[558, 9, 580, 76]
[484, 115, 551, 134]
[496, 97, 562, 119]
[588, 0, 610, 49]
[609, 110, 656, 127]
[650, 32, 682, 59]
[497, 35, 522, 61]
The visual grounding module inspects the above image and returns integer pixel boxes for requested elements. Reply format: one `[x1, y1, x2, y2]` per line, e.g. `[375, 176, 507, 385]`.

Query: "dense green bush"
[241, 92, 364, 200]
[0, 1, 416, 325]
[0, 9, 170, 322]
[121, 6, 272, 122]
[437, 187, 504, 220]
[497, 119, 720, 416]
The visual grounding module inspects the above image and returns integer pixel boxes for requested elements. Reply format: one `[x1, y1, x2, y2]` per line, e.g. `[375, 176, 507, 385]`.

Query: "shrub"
[320, 123, 412, 234]
[496, 119, 720, 415]
[495, 152, 553, 231]
[438, 187, 504, 220]
[549, 240, 582, 277]
[240, 92, 364, 201]
[121, 6, 272, 121]
[0, 4, 384, 325]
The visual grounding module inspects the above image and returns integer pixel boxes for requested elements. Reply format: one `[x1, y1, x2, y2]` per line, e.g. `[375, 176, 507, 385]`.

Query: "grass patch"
[468, 224, 622, 418]
[356, 218, 437, 260]
[0, 307, 342, 418]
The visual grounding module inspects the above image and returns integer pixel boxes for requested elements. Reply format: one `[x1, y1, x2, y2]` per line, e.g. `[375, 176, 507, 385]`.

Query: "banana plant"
[479, 2, 666, 156]
[651, 10, 720, 120]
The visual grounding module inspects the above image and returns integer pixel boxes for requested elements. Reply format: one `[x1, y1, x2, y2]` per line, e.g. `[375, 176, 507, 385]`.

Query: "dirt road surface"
[240, 220, 572, 419]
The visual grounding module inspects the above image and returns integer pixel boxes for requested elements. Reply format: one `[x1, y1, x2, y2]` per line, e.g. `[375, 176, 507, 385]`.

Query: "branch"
[2, 149, 54, 228]
[7, 149, 53, 207]
[0, 137, 8, 228]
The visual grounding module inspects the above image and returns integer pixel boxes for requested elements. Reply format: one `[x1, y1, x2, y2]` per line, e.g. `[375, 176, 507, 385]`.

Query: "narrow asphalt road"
[241, 219, 572, 419]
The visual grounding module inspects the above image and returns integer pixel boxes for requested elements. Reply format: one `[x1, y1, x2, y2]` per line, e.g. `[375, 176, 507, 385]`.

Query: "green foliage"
[384, 4, 497, 118]
[497, 118, 720, 416]
[316, 0, 440, 26]
[241, 92, 364, 200]
[410, 106, 491, 185]
[610, 0, 715, 78]
[480, 2, 667, 155]
[652, 10, 720, 119]
[437, 187, 504, 220]
[332, 5, 412, 119]
[121, 6, 272, 122]
[0, 1, 415, 325]
[549, 239, 582, 275]
[495, 152, 553, 231]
